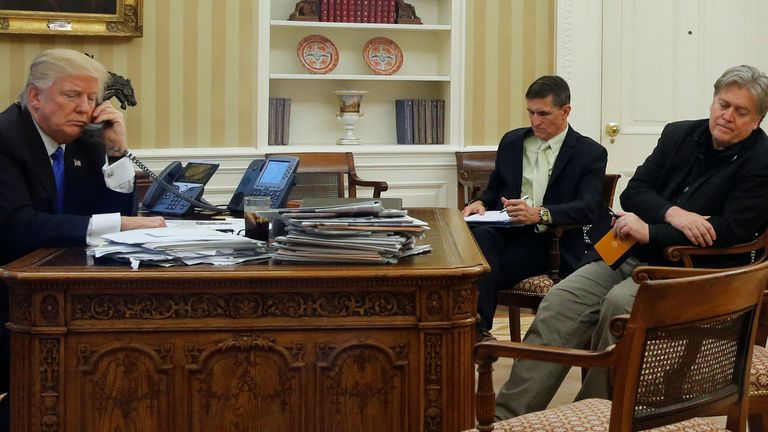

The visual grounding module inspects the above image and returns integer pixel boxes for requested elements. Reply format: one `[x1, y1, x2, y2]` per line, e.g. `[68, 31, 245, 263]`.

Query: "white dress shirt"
[33, 121, 135, 245]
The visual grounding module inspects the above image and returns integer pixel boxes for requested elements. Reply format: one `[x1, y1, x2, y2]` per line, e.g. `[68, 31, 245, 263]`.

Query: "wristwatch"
[538, 207, 552, 225]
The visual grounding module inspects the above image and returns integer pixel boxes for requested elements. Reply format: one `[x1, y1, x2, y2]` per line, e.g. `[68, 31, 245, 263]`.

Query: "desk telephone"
[85, 122, 299, 216]
[226, 156, 300, 213]
[141, 161, 220, 215]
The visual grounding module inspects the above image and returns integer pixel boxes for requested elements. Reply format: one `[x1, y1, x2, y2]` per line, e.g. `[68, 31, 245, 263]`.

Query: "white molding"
[555, 0, 574, 82]
[556, 0, 603, 142]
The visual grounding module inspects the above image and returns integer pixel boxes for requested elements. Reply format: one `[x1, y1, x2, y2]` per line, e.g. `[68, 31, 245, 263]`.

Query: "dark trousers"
[471, 224, 548, 331]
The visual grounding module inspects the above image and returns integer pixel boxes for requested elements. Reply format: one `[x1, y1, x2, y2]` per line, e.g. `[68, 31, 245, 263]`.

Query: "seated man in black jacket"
[462, 76, 607, 341]
[494, 64, 768, 420]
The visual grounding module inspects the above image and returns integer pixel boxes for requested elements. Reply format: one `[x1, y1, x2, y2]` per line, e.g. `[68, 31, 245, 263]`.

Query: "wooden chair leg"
[509, 306, 522, 342]
[748, 413, 768, 432]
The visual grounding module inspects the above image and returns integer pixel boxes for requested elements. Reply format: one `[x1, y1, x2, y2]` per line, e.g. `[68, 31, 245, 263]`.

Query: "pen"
[608, 208, 620, 218]
[499, 195, 529, 213]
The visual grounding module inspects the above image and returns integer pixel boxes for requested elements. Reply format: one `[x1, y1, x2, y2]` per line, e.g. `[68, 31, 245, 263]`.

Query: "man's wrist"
[538, 207, 552, 225]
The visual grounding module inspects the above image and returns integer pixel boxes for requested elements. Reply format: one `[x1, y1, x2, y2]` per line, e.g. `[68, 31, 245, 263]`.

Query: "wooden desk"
[2, 208, 488, 432]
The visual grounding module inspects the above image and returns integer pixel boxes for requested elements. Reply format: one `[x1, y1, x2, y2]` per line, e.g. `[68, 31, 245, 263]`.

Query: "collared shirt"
[521, 125, 568, 205]
[32, 120, 135, 245]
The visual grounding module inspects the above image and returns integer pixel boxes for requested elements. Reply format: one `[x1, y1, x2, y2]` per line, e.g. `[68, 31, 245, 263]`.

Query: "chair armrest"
[632, 265, 730, 282]
[474, 340, 616, 369]
[664, 234, 768, 268]
[349, 173, 389, 198]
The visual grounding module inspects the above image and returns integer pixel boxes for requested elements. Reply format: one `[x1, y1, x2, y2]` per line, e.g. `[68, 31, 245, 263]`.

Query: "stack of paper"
[271, 201, 432, 264]
[88, 224, 271, 268]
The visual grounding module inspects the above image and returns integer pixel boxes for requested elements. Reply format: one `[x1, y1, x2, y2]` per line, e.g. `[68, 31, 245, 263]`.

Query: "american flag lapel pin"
[73, 159, 82, 167]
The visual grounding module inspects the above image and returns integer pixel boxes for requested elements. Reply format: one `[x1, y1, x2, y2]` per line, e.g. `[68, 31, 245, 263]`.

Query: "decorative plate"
[297, 34, 339, 74]
[363, 37, 403, 75]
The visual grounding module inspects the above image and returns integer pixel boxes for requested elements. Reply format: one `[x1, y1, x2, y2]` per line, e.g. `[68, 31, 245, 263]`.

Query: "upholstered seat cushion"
[509, 274, 554, 297]
[463, 398, 726, 432]
[751, 344, 768, 395]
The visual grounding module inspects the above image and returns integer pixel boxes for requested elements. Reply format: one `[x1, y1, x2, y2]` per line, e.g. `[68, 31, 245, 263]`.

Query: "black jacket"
[478, 126, 608, 274]
[0, 103, 135, 265]
[621, 119, 768, 263]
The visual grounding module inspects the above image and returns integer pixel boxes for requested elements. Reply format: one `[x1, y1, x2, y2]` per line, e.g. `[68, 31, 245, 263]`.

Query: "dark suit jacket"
[620, 119, 768, 264]
[477, 126, 608, 275]
[0, 103, 135, 265]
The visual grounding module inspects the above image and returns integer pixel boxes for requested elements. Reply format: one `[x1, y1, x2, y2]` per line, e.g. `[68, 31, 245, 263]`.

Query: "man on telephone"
[0, 48, 165, 427]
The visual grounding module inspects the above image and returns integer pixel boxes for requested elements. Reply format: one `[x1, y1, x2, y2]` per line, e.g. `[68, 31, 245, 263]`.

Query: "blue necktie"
[51, 146, 65, 214]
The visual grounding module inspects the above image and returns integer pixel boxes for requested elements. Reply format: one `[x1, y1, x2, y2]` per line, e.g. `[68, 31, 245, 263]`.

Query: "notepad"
[594, 229, 637, 268]
[464, 212, 524, 227]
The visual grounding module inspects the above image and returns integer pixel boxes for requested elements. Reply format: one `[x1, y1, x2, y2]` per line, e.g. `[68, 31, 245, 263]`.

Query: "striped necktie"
[50, 146, 65, 214]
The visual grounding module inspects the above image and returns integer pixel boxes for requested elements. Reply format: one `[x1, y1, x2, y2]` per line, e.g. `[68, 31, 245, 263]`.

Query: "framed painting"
[0, 0, 142, 37]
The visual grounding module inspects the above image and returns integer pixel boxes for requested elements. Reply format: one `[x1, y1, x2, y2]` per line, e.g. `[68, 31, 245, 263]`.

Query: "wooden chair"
[497, 173, 621, 342]
[664, 232, 768, 432]
[469, 262, 768, 432]
[265, 152, 388, 202]
[456, 151, 496, 209]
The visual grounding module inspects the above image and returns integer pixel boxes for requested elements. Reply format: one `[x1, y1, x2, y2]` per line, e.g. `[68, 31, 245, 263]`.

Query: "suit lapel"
[509, 131, 526, 194]
[21, 110, 59, 210]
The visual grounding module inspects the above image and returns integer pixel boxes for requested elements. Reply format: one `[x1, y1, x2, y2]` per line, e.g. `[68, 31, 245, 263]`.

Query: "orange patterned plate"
[363, 37, 403, 75]
[297, 34, 339, 74]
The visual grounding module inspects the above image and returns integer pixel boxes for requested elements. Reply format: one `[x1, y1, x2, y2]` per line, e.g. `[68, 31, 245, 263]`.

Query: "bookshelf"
[258, 0, 465, 150]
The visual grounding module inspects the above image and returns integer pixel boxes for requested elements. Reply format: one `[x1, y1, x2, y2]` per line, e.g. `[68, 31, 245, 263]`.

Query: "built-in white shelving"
[258, 0, 465, 148]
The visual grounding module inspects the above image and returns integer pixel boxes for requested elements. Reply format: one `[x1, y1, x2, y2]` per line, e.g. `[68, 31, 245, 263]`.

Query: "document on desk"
[91, 225, 271, 267]
[464, 212, 524, 227]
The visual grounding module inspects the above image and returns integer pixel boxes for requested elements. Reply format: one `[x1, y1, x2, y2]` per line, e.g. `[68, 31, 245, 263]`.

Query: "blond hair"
[19, 48, 109, 108]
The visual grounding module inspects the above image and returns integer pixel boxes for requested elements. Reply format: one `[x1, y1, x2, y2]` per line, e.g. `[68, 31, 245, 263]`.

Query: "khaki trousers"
[494, 257, 643, 420]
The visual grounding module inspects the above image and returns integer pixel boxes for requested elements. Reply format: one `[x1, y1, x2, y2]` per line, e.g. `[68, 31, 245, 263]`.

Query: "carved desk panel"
[2, 208, 488, 432]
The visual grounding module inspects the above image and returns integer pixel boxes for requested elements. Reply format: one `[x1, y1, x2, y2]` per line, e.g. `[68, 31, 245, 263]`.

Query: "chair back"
[610, 263, 768, 431]
[602, 174, 621, 208]
[456, 151, 496, 208]
[265, 152, 386, 200]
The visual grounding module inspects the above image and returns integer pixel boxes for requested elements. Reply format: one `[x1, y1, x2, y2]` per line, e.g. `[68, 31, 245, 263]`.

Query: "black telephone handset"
[227, 156, 300, 213]
[142, 160, 220, 216]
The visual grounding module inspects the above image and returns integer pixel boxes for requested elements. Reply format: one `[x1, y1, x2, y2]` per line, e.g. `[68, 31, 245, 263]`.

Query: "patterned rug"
[491, 314, 534, 341]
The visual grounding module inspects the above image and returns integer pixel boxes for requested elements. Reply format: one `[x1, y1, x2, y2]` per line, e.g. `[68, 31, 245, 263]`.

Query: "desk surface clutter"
[91, 200, 431, 267]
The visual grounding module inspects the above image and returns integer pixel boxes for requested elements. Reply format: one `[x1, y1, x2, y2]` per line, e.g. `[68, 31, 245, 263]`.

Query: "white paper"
[464, 211, 515, 223]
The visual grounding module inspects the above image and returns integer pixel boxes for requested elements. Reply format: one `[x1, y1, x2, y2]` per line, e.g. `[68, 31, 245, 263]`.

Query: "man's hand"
[91, 100, 128, 157]
[120, 216, 166, 231]
[500, 197, 539, 225]
[462, 200, 486, 217]
[664, 206, 715, 247]
[611, 211, 650, 244]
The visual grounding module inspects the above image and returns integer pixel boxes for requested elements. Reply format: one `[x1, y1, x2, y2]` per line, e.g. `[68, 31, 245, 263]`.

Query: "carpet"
[490, 315, 533, 341]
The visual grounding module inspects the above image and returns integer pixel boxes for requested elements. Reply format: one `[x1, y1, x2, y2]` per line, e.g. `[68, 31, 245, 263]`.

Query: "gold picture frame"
[0, 0, 142, 37]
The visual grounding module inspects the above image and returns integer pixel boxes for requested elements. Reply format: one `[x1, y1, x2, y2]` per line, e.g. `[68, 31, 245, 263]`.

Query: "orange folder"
[594, 229, 637, 268]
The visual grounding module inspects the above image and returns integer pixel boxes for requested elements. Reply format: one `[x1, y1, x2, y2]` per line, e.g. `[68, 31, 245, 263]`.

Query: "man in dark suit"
[494, 64, 768, 420]
[0, 48, 164, 429]
[462, 75, 608, 341]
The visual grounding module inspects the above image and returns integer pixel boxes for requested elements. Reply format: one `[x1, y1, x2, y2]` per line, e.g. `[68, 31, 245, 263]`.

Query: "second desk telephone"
[227, 156, 300, 213]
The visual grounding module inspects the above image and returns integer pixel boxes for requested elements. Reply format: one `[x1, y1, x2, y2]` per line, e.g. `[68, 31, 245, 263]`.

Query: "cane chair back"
[469, 262, 768, 432]
[663, 231, 768, 431]
[265, 152, 388, 201]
